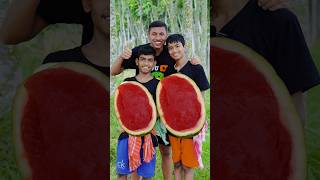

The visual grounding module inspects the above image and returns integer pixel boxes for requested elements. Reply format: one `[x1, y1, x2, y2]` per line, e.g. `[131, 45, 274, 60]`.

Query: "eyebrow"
[139, 56, 153, 59]
[168, 42, 180, 45]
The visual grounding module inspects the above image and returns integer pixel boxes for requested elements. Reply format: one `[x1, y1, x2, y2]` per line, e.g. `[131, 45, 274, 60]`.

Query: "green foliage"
[115, 0, 166, 34]
[0, 112, 21, 180]
[305, 42, 320, 180]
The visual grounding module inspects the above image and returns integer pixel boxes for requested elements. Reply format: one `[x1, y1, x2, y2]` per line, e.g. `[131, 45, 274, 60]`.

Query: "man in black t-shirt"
[111, 21, 174, 180]
[122, 43, 176, 80]
[166, 34, 209, 94]
[166, 33, 209, 180]
[116, 45, 159, 180]
[111, 21, 176, 80]
[212, 0, 320, 125]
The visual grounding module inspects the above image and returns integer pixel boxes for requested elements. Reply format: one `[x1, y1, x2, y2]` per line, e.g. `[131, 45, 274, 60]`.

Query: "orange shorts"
[169, 135, 199, 168]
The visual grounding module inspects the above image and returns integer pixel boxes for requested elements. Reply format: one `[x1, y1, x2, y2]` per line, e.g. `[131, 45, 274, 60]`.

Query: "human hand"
[120, 48, 132, 60]
[190, 56, 201, 65]
[258, 0, 289, 11]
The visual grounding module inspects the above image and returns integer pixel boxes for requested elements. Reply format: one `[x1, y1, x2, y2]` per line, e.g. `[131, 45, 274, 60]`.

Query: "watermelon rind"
[114, 81, 157, 136]
[12, 85, 31, 179]
[156, 73, 206, 137]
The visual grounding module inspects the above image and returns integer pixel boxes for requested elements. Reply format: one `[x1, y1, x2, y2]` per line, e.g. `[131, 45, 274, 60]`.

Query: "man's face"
[135, 54, 156, 74]
[148, 27, 167, 50]
[84, 0, 109, 37]
[167, 42, 185, 61]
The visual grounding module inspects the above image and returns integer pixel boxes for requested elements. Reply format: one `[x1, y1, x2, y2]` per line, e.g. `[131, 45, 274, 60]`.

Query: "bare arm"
[111, 56, 125, 76]
[291, 92, 306, 127]
[0, 0, 48, 44]
[111, 48, 132, 76]
[190, 56, 201, 65]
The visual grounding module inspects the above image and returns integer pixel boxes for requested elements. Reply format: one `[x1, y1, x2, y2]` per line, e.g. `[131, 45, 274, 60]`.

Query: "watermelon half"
[212, 37, 306, 179]
[114, 81, 157, 136]
[13, 62, 108, 180]
[156, 73, 206, 137]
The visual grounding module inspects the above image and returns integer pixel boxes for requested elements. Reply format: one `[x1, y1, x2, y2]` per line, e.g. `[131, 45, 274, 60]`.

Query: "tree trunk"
[183, 0, 195, 58]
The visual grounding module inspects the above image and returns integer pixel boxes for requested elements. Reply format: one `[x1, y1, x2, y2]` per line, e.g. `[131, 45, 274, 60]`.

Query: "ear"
[153, 60, 157, 67]
[135, 58, 139, 66]
[164, 31, 168, 39]
[82, 0, 92, 13]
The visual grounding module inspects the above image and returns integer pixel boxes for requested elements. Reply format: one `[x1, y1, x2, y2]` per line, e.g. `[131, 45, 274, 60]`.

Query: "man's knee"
[174, 162, 182, 170]
[182, 165, 193, 172]
[117, 174, 127, 180]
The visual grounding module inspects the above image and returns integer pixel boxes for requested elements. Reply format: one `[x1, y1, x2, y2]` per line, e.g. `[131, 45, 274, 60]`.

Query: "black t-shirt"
[118, 77, 159, 146]
[179, 61, 210, 91]
[214, 0, 320, 94]
[36, 0, 93, 45]
[122, 44, 177, 80]
[42, 47, 108, 76]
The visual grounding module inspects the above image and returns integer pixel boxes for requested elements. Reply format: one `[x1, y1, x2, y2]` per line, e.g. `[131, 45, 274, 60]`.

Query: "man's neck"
[153, 46, 163, 56]
[213, 0, 249, 31]
[174, 58, 188, 71]
[136, 73, 153, 83]
[81, 30, 109, 67]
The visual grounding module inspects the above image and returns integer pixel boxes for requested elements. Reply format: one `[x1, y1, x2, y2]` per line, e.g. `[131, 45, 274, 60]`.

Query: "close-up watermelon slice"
[156, 73, 206, 137]
[114, 81, 157, 136]
[12, 62, 108, 180]
[211, 37, 306, 179]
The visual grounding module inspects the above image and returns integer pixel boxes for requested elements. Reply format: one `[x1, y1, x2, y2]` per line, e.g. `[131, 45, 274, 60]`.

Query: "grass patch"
[305, 41, 320, 180]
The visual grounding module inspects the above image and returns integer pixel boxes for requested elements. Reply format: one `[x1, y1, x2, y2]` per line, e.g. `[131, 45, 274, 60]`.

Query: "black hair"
[137, 45, 156, 58]
[148, 20, 168, 32]
[166, 34, 185, 46]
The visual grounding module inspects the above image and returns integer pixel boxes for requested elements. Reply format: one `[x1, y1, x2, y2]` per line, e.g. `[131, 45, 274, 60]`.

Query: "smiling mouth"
[141, 67, 150, 71]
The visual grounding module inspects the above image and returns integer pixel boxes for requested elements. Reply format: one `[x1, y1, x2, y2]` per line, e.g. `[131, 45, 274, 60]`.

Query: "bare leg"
[183, 165, 194, 180]
[174, 162, 183, 180]
[159, 144, 172, 180]
[131, 171, 140, 180]
[118, 174, 127, 180]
